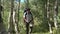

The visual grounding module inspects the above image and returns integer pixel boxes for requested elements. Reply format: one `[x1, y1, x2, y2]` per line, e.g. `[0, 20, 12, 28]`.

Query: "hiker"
[23, 8, 34, 34]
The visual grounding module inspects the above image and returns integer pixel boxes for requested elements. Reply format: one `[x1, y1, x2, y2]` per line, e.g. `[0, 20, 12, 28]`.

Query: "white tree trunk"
[54, 0, 58, 29]
[48, 23, 53, 34]
[8, 0, 15, 34]
[13, 11, 18, 34]
[47, 0, 53, 34]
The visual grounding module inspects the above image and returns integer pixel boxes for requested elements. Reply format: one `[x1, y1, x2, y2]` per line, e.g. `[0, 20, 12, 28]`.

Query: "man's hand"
[25, 20, 29, 23]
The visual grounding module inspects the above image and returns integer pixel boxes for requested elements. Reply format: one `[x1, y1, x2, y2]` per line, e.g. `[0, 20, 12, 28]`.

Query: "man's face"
[26, 10, 30, 13]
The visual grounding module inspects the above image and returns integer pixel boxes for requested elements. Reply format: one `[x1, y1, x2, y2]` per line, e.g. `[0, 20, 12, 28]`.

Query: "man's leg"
[26, 23, 29, 34]
[30, 26, 33, 33]
[29, 24, 33, 33]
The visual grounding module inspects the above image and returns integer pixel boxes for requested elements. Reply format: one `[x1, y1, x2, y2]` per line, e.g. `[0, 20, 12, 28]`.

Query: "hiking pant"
[26, 23, 29, 34]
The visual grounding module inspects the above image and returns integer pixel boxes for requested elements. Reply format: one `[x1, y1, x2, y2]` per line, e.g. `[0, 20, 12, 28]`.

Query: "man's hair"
[25, 8, 30, 11]
[24, 8, 30, 13]
[27, 8, 30, 10]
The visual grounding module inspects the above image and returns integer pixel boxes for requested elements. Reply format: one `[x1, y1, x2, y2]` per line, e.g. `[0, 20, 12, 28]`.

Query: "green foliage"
[1, 0, 60, 34]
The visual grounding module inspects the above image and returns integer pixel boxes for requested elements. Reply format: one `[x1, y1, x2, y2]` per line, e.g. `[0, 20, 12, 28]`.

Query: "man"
[23, 8, 34, 34]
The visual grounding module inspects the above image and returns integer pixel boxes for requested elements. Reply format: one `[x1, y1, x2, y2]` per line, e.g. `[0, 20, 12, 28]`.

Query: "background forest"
[0, 0, 60, 34]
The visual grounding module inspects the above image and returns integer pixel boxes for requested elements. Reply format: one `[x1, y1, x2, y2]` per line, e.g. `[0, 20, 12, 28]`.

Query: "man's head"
[26, 8, 30, 13]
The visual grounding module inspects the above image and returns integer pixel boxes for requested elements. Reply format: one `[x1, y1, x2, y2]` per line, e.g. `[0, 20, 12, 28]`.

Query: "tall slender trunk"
[0, 0, 7, 34]
[47, 0, 53, 34]
[8, 0, 15, 34]
[54, 0, 58, 30]
[13, 10, 18, 34]
[14, 4, 18, 34]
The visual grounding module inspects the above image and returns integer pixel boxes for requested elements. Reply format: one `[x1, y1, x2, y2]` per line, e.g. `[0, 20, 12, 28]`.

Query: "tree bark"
[8, 0, 15, 34]
[47, 0, 53, 34]
[0, 0, 7, 34]
[54, 0, 58, 29]
[13, 10, 18, 34]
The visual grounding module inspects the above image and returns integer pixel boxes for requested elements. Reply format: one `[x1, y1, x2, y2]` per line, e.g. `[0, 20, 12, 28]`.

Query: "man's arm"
[23, 12, 28, 23]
